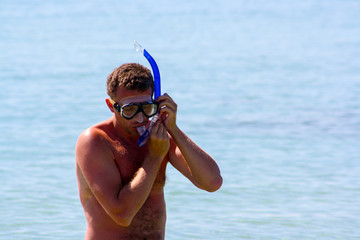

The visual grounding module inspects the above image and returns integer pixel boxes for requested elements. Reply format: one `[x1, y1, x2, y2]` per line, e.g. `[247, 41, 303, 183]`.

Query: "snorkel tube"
[134, 41, 161, 99]
[134, 41, 161, 147]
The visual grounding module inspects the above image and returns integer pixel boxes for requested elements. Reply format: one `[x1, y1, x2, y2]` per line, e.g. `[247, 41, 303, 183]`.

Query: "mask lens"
[120, 102, 158, 119]
[121, 104, 139, 119]
[142, 103, 158, 117]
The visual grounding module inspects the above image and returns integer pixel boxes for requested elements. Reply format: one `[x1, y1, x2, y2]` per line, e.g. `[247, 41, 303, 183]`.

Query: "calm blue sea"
[1, 0, 360, 239]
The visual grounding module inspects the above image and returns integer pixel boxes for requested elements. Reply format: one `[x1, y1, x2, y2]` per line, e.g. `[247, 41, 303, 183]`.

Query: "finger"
[162, 121, 168, 136]
[164, 93, 176, 105]
[158, 99, 177, 112]
[156, 121, 162, 134]
[155, 94, 166, 102]
[157, 93, 174, 103]
[159, 105, 176, 116]
[151, 119, 161, 135]
[155, 93, 168, 101]
[159, 102, 176, 111]
[156, 93, 175, 105]
[157, 122, 169, 143]
[156, 123, 165, 138]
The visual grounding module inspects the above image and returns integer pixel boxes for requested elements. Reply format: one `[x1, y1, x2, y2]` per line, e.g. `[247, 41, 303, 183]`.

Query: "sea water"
[1, 0, 359, 239]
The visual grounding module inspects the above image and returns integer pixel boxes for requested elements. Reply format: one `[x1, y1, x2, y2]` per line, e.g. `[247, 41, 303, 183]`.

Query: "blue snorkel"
[134, 41, 161, 99]
[134, 41, 161, 147]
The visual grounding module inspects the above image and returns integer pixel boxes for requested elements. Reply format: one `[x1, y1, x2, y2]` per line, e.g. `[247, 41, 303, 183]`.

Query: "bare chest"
[111, 140, 168, 188]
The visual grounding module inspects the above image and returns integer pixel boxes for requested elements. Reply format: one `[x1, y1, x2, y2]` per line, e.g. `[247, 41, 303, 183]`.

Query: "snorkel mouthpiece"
[134, 40, 161, 147]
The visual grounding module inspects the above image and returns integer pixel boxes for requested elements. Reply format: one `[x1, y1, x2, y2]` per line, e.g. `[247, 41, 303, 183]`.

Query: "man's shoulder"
[79, 122, 110, 142]
[76, 120, 114, 157]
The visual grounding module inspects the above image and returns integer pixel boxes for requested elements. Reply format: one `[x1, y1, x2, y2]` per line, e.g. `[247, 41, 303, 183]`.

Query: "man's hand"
[156, 93, 177, 133]
[148, 120, 170, 161]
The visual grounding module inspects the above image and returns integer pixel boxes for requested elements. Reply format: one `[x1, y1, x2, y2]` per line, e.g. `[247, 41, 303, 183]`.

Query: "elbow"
[114, 217, 132, 227]
[206, 175, 223, 192]
[112, 211, 134, 227]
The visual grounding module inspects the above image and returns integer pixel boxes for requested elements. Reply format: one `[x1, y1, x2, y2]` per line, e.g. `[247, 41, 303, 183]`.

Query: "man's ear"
[105, 98, 115, 113]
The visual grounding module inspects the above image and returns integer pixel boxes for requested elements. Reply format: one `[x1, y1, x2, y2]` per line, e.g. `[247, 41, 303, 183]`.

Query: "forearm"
[169, 126, 222, 192]
[112, 120, 169, 225]
[113, 156, 162, 226]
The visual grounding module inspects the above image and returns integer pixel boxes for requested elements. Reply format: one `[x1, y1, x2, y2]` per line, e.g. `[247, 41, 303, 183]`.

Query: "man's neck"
[111, 117, 140, 145]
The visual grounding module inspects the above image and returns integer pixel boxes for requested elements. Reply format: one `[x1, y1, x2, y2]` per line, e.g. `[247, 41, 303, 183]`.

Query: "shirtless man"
[75, 63, 222, 239]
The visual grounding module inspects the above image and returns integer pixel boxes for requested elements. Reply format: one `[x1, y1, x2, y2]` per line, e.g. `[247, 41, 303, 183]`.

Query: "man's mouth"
[133, 121, 149, 129]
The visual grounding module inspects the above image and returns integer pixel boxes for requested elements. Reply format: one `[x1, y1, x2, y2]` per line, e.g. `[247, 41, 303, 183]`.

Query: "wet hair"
[106, 63, 154, 99]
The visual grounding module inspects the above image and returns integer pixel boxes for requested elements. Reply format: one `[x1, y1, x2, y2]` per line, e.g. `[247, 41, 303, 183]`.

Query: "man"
[75, 63, 222, 239]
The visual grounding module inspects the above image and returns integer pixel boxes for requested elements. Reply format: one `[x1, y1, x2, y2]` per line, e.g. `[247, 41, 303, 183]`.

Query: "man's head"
[106, 63, 154, 100]
[106, 63, 156, 136]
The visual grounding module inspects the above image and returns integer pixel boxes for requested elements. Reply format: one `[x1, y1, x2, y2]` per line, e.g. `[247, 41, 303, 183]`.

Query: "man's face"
[113, 87, 153, 136]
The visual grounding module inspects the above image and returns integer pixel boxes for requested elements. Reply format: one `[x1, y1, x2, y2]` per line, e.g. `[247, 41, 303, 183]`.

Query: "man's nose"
[133, 111, 144, 123]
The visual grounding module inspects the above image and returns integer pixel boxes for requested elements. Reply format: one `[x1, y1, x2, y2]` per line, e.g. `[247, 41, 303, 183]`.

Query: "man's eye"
[123, 105, 138, 113]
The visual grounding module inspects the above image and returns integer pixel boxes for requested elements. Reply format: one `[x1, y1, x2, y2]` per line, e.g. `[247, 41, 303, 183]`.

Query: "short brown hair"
[106, 63, 154, 99]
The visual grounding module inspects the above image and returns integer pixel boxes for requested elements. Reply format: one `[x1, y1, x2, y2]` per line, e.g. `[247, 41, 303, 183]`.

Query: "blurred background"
[1, 0, 359, 239]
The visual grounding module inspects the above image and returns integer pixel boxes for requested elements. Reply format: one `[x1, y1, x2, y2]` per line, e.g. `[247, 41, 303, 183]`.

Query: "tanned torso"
[76, 120, 168, 240]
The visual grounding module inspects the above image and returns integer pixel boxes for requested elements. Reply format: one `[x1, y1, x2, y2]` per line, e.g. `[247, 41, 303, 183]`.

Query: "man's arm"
[157, 94, 223, 192]
[75, 121, 169, 227]
[168, 127, 222, 192]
